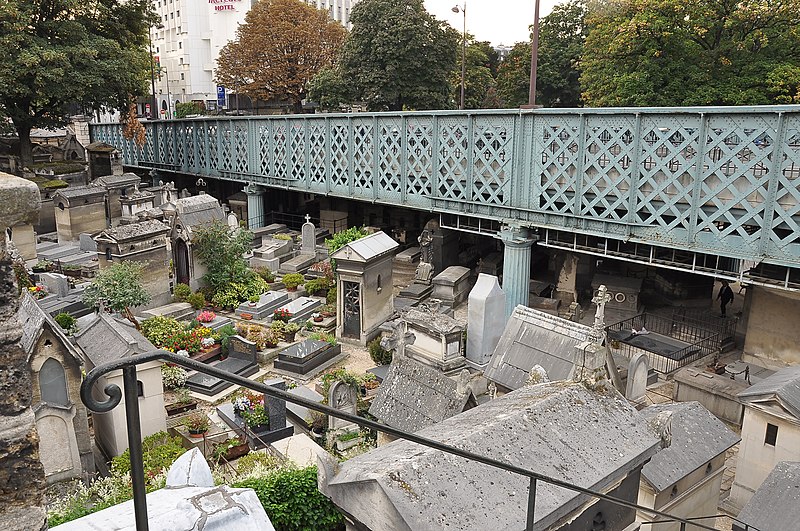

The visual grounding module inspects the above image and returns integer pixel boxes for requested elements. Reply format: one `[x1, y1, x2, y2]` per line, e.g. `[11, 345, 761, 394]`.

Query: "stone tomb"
[274, 339, 342, 376]
[431, 265, 472, 307]
[591, 273, 643, 315]
[235, 291, 289, 320]
[196, 313, 233, 332]
[403, 307, 465, 372]
[186, 335, 259, 396]
[217, 379, 294, 448]
[281, 296, 322, 324]
[466, 274, 506, 366]
[250, 238, 293, 268]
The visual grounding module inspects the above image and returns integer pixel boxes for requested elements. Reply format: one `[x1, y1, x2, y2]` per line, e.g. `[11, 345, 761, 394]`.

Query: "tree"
[83, 261, 151, 329]
[581, 0, 800, 106]
[192, 220, 254, 294]
[215, 0, 347, 112]
[537, 0, 587, 107]
[337, 0, 459, 111]
[496, 43, 531, 108]
[452, 39, 498, 109]
[175, 101, 205, 119]
[307, 66, 353, 112]
[474, 41, 501, 78]
[0, 0, 157, 167]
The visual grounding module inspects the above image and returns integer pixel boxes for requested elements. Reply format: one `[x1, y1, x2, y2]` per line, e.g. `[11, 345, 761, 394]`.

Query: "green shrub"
[210, 276, 269, 309]
[140, 316, 184, 348]
[326, 286, 337, 305]
[304, 277, 331, 296]
[173, 283, 191, 301]
[217, 324, 237, 354]
[161, 365, 188, 389]
[282, 273, 304, 290]
[325, 226, 368, 270]
[233, 466, 343, 531]
[273, 233, 292, 241]
[310, 331, 337, 347]
[54, 312, 77, 333]
[186, 291, 206, 310]
[253, 266, 275, 283]
[368, 337, 392, 365]
[111, 431, 186, 478]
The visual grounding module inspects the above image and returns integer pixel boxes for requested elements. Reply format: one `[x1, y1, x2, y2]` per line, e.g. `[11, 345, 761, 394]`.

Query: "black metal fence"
[606, 313, 722, 374]
[80, 351, 756, 531]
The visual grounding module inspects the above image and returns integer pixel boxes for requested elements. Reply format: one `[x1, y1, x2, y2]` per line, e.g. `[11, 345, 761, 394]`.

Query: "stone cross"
[305, 213, 311, 224]
[417, 229, 433, 264]
[591, 284, 612, 342]
[380, 319, 416, 360]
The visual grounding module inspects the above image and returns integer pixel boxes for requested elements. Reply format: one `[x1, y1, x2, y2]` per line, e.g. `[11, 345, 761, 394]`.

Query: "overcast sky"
[424, 0, 561, 47]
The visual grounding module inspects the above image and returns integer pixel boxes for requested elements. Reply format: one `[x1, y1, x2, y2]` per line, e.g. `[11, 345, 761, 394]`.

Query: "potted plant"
[241, 404, 269, 432]
[283, 322, 300, 342]
[248, 294, 260, 307]
[282, 273, 304, 292]
[312, 312, 323, 323]
[263, 329, 279, 348]
[307, 410, 326, 438]
[183, 412, 210, 438]
[165, 387, 198, 416]
[273, 308, 292, 323]
[212, 437, 249, 462]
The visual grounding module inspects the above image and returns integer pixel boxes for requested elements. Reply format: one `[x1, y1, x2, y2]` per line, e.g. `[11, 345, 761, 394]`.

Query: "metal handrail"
[80, 350, 756, 531]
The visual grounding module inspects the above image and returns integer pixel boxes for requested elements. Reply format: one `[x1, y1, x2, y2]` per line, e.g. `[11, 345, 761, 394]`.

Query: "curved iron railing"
[81, 350, 757, 531]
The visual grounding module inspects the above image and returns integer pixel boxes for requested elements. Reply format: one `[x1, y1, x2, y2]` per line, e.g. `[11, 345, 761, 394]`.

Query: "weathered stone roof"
[95, 219, 169, 243]
[330, 230, 398, 262]
[53, 185, 106, 200]
[322, 381, 661, 531]
[93, 172, 140, 188]
[403, 307, 463, 335]
[75, 314, 157, 367]
[368, 356, 471, 432]
[173, 194, 224, 237]
[17, 293, 82, 365]
[737, 461, 800, 531]
[738, 365, 800, 419]
[84, 141, 116, 152]
[485, 306, 593, 391]
[640, 402, 739, 492]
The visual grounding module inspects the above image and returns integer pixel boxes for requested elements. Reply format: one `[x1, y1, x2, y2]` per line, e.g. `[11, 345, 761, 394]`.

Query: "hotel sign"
[209, 0, 242, 12]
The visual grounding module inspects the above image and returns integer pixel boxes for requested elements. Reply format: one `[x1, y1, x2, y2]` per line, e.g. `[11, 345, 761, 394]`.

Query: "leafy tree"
[0, 0, 157, 167]
[337, 0, 459, 110]
[325, 226, 368, 270]
[192, 220, 254, 294]
[452, 39, 498, 109]
[215, 0, 347, 112]
[581, 0, 800, 106]
[474, 41, 501, 78]
[537, 0, 587, 107]
[496, 43, 531, 108]
[307, 65, 353, 112]
[83, 261, 151, 329]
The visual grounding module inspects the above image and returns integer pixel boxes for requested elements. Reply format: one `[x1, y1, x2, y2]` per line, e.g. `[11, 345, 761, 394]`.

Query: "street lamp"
[452, 3, 466, 110]
[527, 0, 541, 108]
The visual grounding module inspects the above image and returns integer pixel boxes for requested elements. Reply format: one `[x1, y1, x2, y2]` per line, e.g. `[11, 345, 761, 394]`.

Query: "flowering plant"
[273, 308, 292, 322]
[196, 310, 216, 323]
[232, 396, 251, 414]
[28, 285, 48, 299]
[176, 349, 189, 358]
[241, 404, 269, 429]
[201, 337, 215, 348]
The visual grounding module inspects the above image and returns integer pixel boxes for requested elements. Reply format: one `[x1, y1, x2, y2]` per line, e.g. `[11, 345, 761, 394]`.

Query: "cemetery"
[4, 163, 799, 531]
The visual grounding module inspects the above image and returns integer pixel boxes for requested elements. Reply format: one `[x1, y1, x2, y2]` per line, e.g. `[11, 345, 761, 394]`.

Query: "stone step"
[140, 302, 195, 321]
[38, 244, 81, 260]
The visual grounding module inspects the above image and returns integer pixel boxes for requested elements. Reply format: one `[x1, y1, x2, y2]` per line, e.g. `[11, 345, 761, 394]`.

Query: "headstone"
[626, 352, 649, 404]
[279, 296, 322, 323]
[234, 291, 289, 320]
[227, 212, 239, 229]
[414, 262, 434, 285]
[78, 233, 97, 252]
[273, 339, 341, 376]
[263, 378, 289, 433]
[179, 188, 191, 199]
[555, 253, 579, 306]
[300, 214, 315, 256]
[431, 265, 472, 306]
[38, 272, 70, 297]
[591, 284, 613, 343]
[328, 381, 357, 431]
[228, 335, 257, 364]
[466, 274, 506, 366]
[165, 448, 213, 488]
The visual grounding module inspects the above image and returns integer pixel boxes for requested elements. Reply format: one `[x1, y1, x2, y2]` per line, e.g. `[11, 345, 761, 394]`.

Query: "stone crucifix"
[591, 284, 613, 342]
[305, 213, 311, 224]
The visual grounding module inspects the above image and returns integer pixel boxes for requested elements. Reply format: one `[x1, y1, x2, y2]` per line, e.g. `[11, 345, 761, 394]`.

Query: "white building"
[148, 0, 358, 118]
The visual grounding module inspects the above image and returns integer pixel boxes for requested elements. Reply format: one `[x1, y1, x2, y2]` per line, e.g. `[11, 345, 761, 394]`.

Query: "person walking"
[716, 280, 734, 317]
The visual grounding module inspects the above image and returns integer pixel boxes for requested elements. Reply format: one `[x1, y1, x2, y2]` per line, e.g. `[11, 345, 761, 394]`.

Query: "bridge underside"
[91, 106, 800, 287]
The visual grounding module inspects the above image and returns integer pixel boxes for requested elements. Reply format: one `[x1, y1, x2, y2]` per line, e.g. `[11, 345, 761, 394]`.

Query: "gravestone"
[253, 239, 292, 260]
[466, 274, 506, 366]
[328, 381, 357, 431]
[38, 272, 70, 297]
[626, 352, 649, 404]
[227, 212, 238, 229]
[300, 214, 315, 256]
[235, 291, 289, 320]
[78, 233, 97, 252]
[432, 266, 472, 307]
[279, 296, 322, 323]
[273, 339, 341, 376]
[216, 379, 294, 448]
[186, 335, 259, 396]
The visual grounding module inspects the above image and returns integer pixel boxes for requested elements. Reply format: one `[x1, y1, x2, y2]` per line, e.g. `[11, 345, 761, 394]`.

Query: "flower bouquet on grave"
[273, 308, 292, 323]
[232, 396, 251, 417]
[28, 285, 48, 300]
[241, 404, 269, 432]
[197, 310, 216, 324]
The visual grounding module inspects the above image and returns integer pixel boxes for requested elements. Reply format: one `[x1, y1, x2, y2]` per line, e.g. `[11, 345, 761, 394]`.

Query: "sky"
[424, 0, 562, 47]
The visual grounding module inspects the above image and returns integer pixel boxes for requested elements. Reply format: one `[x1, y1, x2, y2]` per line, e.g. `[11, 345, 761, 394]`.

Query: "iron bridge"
[90, 106, 800, 282]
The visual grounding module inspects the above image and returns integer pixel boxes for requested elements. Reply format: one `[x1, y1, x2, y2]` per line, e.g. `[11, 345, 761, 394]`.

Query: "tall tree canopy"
[581, 0, 800, 106]
[215, 0, 347, 112]
[337, 0, 459, 111]
[495, 0, 587, 108]
[0, 0, 156, 167]
[452, 38, 498, 109]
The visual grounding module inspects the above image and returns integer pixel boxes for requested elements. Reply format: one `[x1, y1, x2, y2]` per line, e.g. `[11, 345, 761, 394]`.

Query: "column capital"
[497, 224, 536, 247]
[243, 182, 266, 195]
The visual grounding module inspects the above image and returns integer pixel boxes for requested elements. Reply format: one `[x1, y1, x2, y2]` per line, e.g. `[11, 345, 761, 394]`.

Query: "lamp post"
[452, 3, 466, 110]
[148, 31, 158, 120]
[526, 0, 541, 108]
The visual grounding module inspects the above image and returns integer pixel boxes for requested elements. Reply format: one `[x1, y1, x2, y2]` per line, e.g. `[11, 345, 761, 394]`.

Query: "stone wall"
[56, 200, 106, 243]
[0, 173, 47, 530]
[743, 286, 800, 367]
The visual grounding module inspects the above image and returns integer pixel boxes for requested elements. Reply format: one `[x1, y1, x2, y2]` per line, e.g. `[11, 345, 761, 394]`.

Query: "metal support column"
[498, 225, 535, 319]
[123, 366, 149, 530]
[244, 182, 266, 229]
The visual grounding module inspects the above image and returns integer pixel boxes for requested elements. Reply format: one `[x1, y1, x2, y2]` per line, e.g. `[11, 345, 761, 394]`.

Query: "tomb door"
[175, 238, 190, 286]
[343, 281, 361, 339]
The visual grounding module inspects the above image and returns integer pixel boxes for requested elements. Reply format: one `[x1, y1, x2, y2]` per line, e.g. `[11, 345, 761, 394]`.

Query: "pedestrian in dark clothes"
[716, 280, 734, 317]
